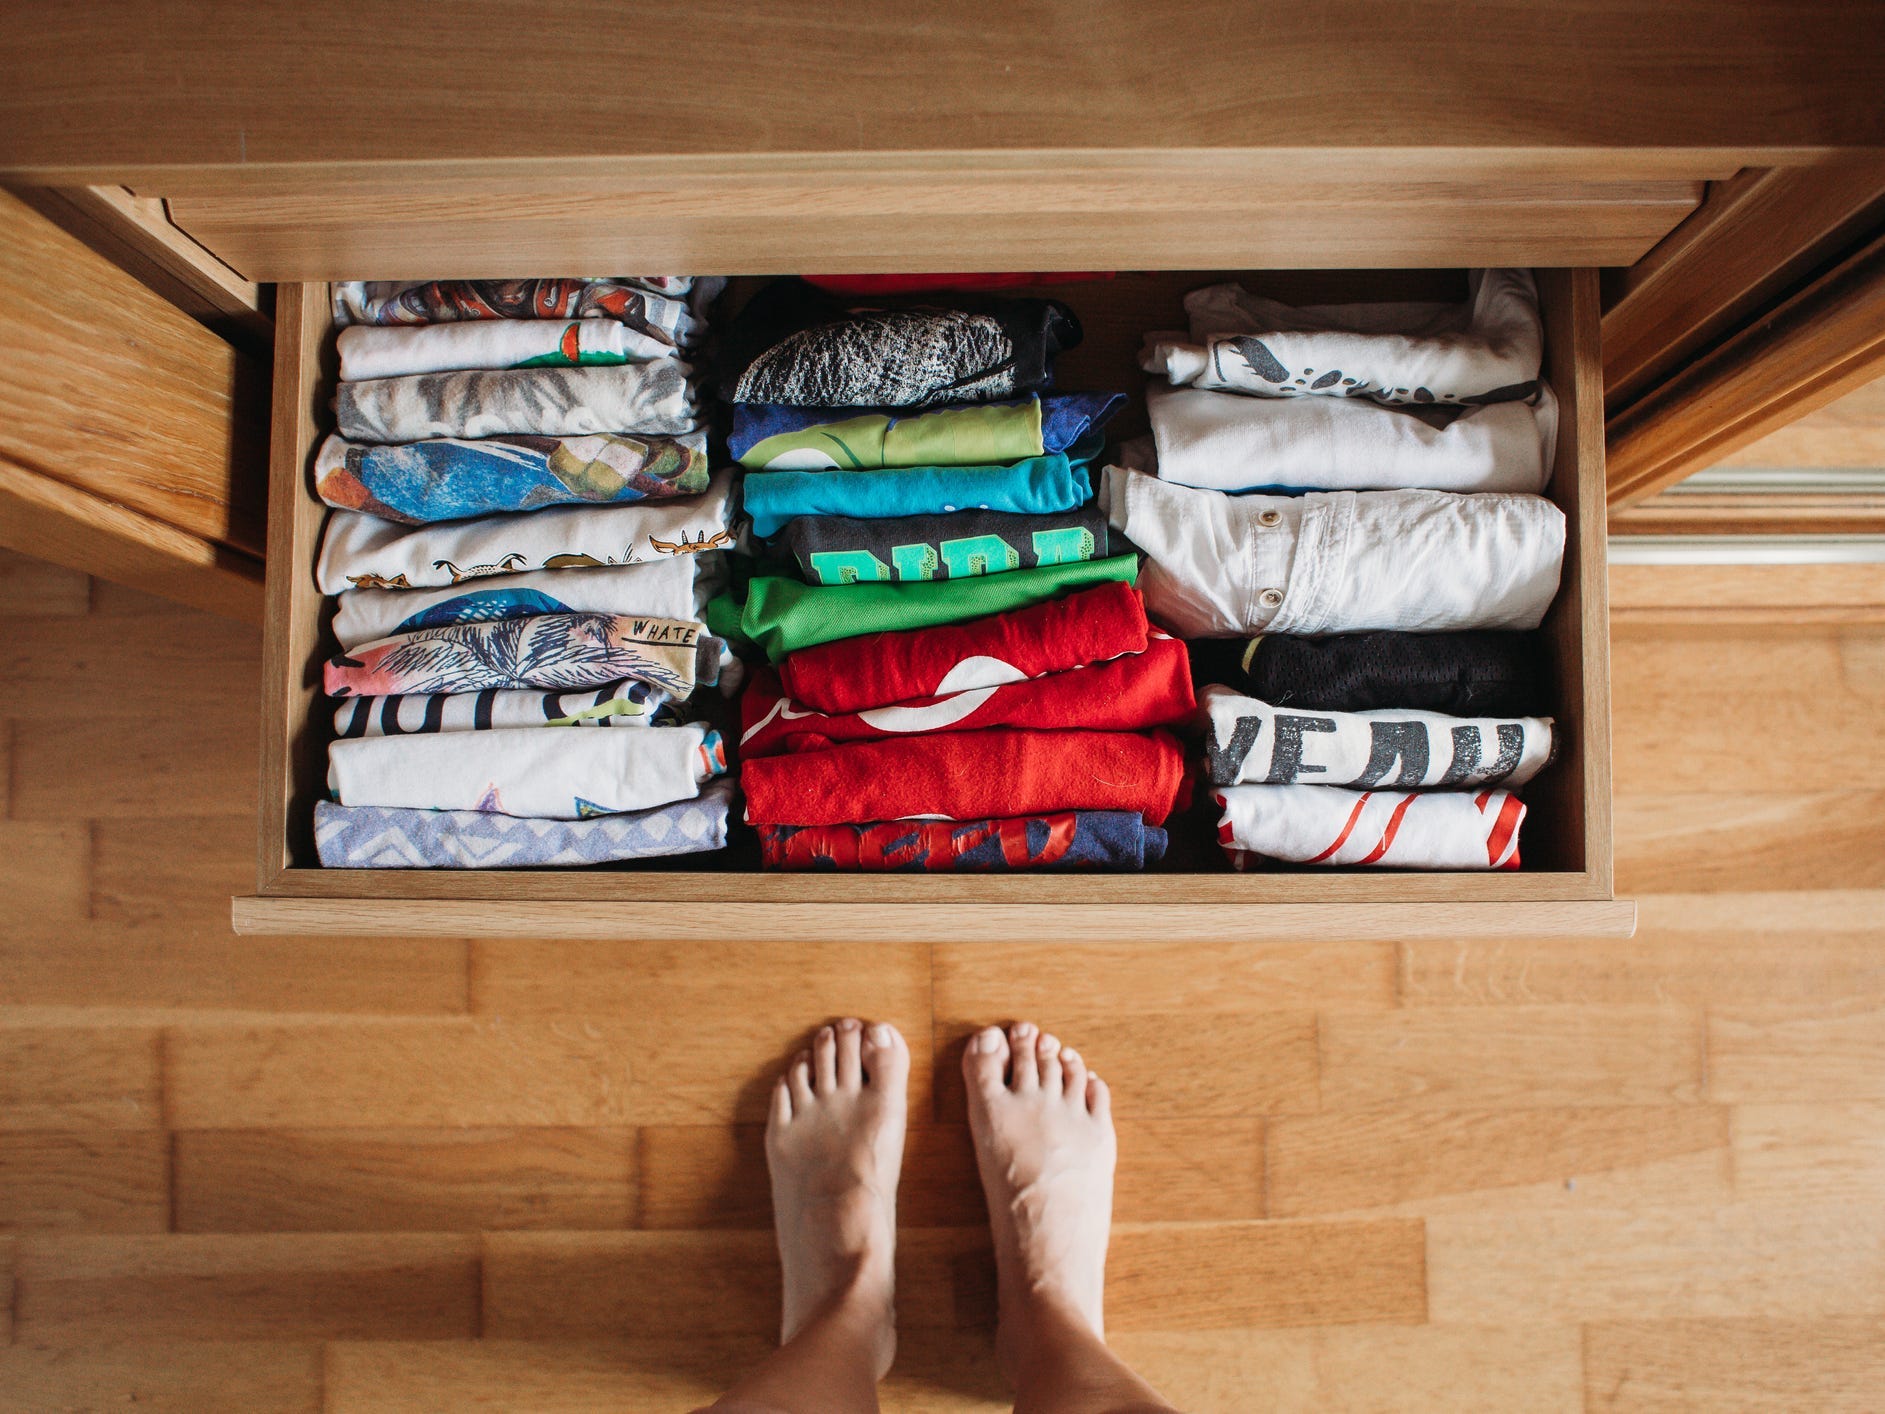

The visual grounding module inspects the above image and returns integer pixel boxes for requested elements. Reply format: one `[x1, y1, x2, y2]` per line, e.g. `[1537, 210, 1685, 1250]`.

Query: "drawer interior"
[250, 267, 1616, 924]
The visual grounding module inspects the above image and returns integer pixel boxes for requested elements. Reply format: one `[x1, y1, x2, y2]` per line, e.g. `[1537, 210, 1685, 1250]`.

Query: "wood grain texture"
[1708, 1003, 1885, 1102]
[2, 2, 1879, 183]
[1610, 564, 1885, 625]
[173, 1128, 636, 1232]
[11, 1232, 481, 1342]
[1602, 161, 1885, 408]
[1732, 1103, 1885, 1206]
[0, 1029, 161, 1131]
[0, 189, 266, 552]
[0, 1132, 168, 1232]
[0, 1342, 323, 1414]
[1608, 232, 1885, 506]
[1585, 1317, 1885, 1413]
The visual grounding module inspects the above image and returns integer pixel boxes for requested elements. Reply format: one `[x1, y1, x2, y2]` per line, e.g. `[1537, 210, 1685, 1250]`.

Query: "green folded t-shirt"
[737, 553, 1140, 662]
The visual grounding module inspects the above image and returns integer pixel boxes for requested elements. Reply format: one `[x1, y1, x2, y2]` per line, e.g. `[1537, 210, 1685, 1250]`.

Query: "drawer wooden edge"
[230, 896, 1638, 941]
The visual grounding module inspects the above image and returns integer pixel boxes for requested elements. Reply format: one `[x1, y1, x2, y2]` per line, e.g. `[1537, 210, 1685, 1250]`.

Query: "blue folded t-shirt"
[741, 454, 1094, 539]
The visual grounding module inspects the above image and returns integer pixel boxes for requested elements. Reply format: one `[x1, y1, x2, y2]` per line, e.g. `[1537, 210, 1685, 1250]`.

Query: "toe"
[962, 1025, 1009, 1095]
[769, 1074, 793, 1128]
[789, 1050, 815, 1110]
[864, 1021, 910, 1092]
[835, 1018, 863, 1090]
[1009, 1022, 1040, 1091]
[1060, 1045, 1088, 1100]
[1037, 1031, 1064, 1093]
[1086, 1071, 1111, 1118]
[813, 1025, 838, 1093]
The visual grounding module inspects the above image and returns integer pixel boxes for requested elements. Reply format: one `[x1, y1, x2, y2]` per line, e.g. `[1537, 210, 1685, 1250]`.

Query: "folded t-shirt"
[742, 728, 1187, 826]
[324, 613, 717, 698]
[328, 723, 726, 820]
[737, 553, 1139, 661]
[759, 811, 1167, 872]
[336, 361, 697, 443]
[1215, 783, 1526, 870]
[1101, 467, 1564, 638]
[1188, 631, 1550, 718]
[331, 559, 699, 650]
[1121, 382, 1555, 495]
[1199, 684, 1553, 789]
[331, 278, 705, 348]
[334, 677, 681, 738]
[775, 502, 1109, 585]
[337, 319, 677, 380]
[730, 392, 1123, 470]
[1142, 269, 1542, 408]
[315, 778, 734, 869]
[317, 471, 733, 592]
[778, 579, 1149, 713]
[718, 277, 1080, 408]
[742, 454, 1092, 539]
[741, 631, 1193, 756]
[314, 430, 709, 524]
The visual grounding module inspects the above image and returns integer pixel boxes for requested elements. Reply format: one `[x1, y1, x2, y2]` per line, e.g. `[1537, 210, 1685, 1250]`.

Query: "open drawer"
[234, 268, 1632, 940]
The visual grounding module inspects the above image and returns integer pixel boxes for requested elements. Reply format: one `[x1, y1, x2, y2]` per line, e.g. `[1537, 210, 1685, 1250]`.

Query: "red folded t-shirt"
[741, 727, 1187, 826]
[742, 631, 1194, 757]
[778, 580, 1150, 715]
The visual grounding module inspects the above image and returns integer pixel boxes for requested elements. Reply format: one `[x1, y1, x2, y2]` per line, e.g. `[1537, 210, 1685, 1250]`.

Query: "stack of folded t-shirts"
[714, 278, 1186, 871]
[309, 276, 742, 870]
[1108, 270, 1567, 869]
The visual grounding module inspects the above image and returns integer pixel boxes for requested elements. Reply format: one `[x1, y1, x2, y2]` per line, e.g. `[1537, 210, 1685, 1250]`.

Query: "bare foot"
[765, 1017, 908, 1377]
[963, 1020, 1117, 1379]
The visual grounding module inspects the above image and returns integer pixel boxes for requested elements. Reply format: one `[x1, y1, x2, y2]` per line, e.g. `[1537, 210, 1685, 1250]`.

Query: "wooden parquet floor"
[2, 545, 1882, 1412]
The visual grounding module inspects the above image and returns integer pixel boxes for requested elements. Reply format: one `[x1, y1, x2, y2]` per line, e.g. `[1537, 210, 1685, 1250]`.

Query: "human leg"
[963, 1022, 1180, 1414]
[705, 1018, 909, 1414]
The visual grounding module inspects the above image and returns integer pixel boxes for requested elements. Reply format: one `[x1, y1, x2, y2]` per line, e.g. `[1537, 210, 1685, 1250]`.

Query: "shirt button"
[1257, 509, 1282, 527]
[1259, 588, 1284, 609]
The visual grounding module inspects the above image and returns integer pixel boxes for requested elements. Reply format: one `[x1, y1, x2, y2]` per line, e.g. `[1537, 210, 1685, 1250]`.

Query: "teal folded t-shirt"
[737, 553, 1140, 661]
[741, 454, 1092, 540]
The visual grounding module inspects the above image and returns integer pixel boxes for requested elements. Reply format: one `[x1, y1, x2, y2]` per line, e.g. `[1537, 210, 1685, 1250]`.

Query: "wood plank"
[0, 1342, 322, 1414]
[1426, 1201, 1885, 1322]
[173, 1127, 635, 1232]
[1616, 792, 1885, 892]
[1708, 1003, 1885, 1101]
[1610, 564, 1885, 626]
[1267, 1107, 1729, 1218]
[1717, 371, 1885, 467]
[0, 545, 90, 615]
[166, 178, 1701, 279]
[1608, 232, 1885, 507]
[0, 607, 260, 722]
[1608, 492, 1885, 538]
[4, 3, 1877, 184]
[15, 184, 271, 348]
[1730, 1102, 1885, 1206]
[323, 1338, 766, 1414]
[0, 189, 266, 552]
[11, 1232, 480, 1342]
[1111, 1324, 1582, 1414]
[1317, 1007, 1704, 1111]
[0, 456, 262, 623]
[1585, 1317, 1885, 1411]
[0, 924, 470, 1016]
[1399, 893, 1885, 1007]
[0, 821, 87, 919]
[1602, 161, 1885, 408]
[0, 1028, 161, 1130]
[8, 712, 257, 818]
[932, 940, 1396, 1015]
[637, 1119, 1263, 1230]
[1612, 626, 1885, 793]
[0, 1132, 168, 1232]
[163, 1017, 918, 1128]
[932, 1012, 1319, 1122]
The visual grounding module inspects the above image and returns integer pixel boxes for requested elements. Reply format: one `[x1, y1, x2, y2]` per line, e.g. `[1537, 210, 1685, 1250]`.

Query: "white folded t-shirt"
[327, 723, 721, 819]
[337, 320, 679, 380]
[1199, 684, 1553, 789]
[1123, 381, 1556, 495]
[1215, 782, 1528, 869]
[1100, 467, 1566, 639]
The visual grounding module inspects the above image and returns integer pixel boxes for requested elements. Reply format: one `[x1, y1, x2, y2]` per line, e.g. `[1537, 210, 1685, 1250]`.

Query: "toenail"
[1013, 1022, 1034, 1038]
[839, 1018, 860, 1031]
[871, 1024, 893, 1045]
[1064, 1049, 1080, 1065]
[818, 1027, 834, 1041]
[977, 1027, 1001, 1053]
